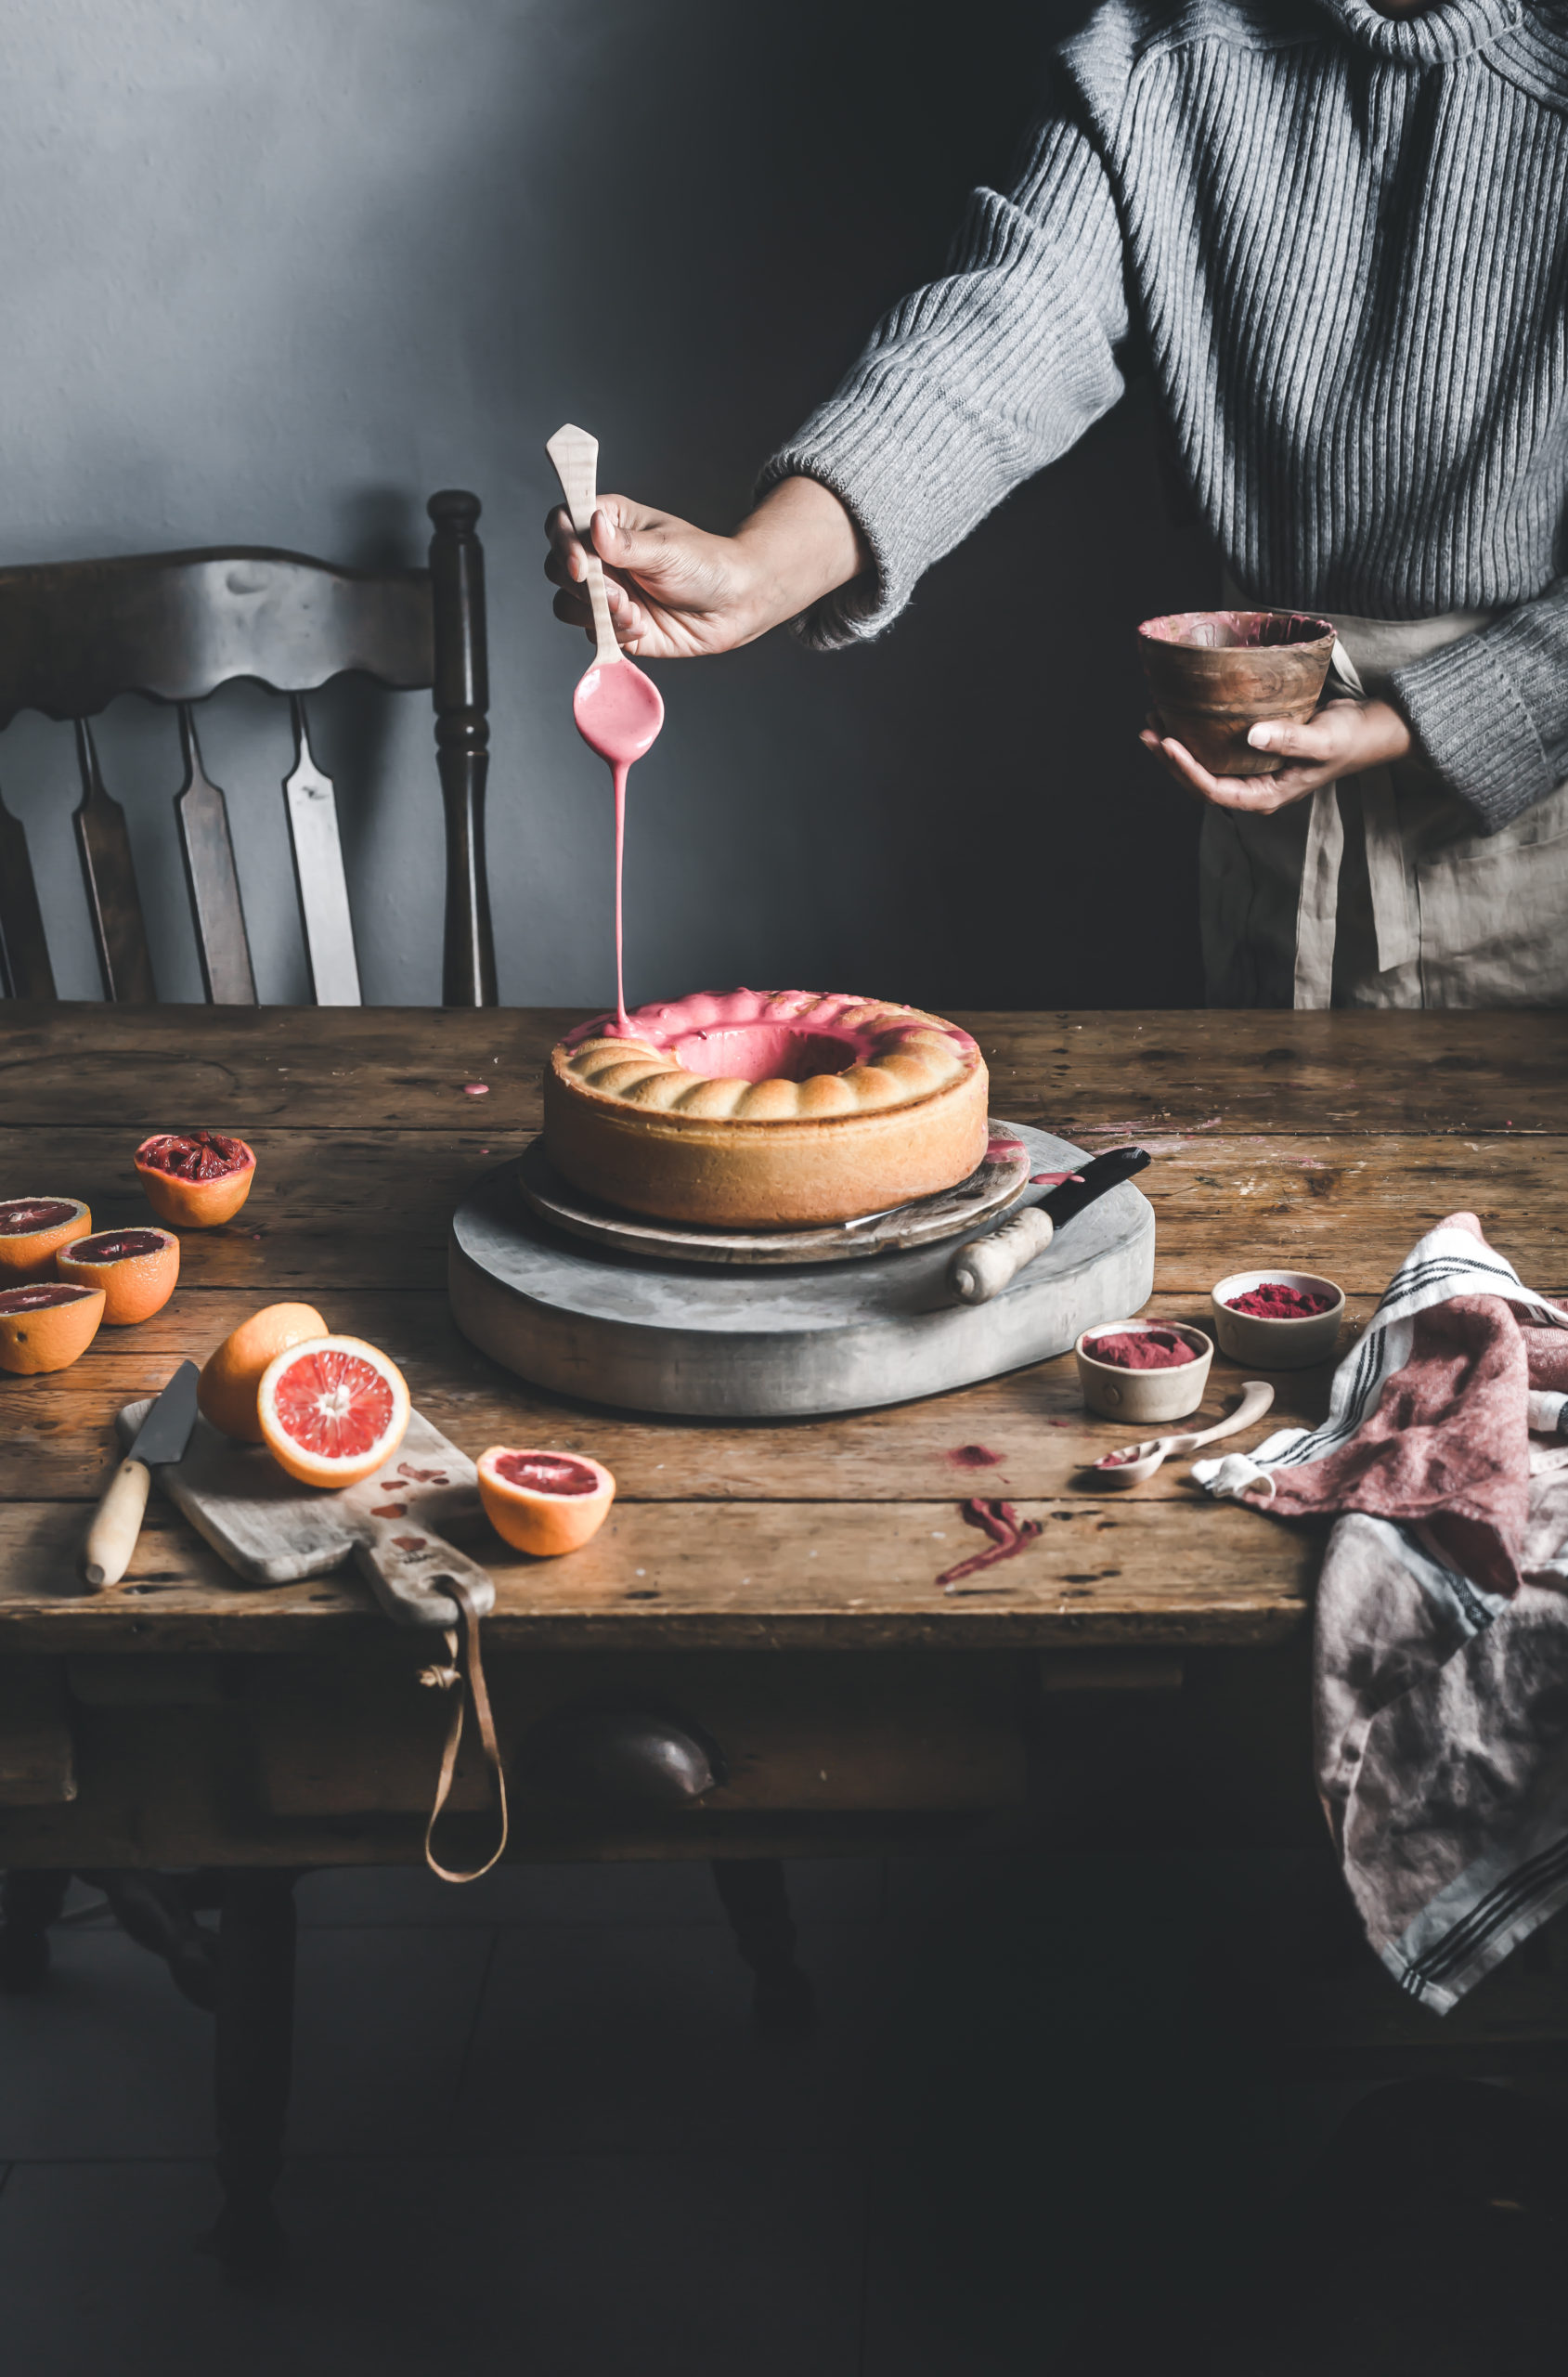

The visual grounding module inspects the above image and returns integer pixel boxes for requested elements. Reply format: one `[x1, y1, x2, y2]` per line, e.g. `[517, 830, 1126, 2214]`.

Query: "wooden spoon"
[1087, 1379, 1276, 1486]
[545, 422, 665, 764]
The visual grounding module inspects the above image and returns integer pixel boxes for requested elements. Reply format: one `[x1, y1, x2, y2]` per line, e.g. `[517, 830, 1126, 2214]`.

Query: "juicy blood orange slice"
[476, 1445, 616, 1555]
[0, 1198, 92, 1282]
[0, 1280, 106, 1374]
[257, 1334, 410, 1488]
[199, 1301, 330, 1442]
[57, 1227, 179, 1325]
[135, 1133, 256, 1227]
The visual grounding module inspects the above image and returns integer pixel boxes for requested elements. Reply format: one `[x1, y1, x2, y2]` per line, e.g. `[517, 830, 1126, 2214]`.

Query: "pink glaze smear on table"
[1225, 1283, 1336, 1318]
[564, 987, 979, 1085]
[937, 1498, 1042, 1589]
[1084, 1330, 1198, 1370]
[570, 656, 666, 1033]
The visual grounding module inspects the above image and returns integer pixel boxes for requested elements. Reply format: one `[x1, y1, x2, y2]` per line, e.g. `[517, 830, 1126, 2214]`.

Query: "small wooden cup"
[1139, 609, 1336, 776]
[1074, 1320, 1213, 1422]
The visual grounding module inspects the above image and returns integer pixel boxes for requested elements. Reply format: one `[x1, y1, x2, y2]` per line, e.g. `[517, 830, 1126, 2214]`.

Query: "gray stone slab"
[448, 1124, 1154, 1418]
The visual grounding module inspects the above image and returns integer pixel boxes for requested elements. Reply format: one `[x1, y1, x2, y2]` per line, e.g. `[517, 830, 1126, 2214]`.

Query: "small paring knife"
[81, 1359, 199, 1591]
[947, 1146, 1153, 1305]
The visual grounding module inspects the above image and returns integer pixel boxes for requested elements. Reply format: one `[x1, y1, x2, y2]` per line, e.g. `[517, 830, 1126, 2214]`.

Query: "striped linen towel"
[1195, 1214, 1568, 2011]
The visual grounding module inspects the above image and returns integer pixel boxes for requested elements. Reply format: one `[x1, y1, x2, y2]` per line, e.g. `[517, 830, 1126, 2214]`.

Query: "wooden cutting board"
[116, 1400, 495, 1629]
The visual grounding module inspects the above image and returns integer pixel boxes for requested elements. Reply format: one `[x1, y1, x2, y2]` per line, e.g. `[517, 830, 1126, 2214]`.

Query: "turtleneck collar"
[1307, 0, 1522, 64]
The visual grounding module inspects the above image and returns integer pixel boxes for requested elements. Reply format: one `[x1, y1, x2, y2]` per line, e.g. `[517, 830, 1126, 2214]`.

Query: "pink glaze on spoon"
[571, 658, 665, 1033]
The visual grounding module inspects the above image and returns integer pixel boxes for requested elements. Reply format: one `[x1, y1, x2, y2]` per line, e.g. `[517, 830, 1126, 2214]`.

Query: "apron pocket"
[1417, 799, 1568, 1007]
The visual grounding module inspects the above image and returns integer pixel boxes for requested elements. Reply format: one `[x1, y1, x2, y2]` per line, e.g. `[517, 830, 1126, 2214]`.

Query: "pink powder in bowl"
[1082, 1330, 1198, 1371]
[1225, 1283, 1336, 1319]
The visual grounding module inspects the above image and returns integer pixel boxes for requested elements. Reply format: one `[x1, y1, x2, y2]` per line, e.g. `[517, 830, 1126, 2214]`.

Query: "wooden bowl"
[1210, 1269, 1345, 1370]
[1073, 1320, 1212, 1422]
[1139, 609, 1336, 776]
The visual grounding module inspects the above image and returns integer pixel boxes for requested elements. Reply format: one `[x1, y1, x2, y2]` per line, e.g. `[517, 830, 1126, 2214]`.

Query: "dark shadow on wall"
[497, 0, 1212, 1008]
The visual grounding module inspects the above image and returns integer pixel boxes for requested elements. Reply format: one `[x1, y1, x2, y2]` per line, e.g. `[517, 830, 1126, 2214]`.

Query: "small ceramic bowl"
[1210, 1269, 1345, 1370]
[1074, 1320, 1213, 1423]
[1138, 608, 1336, 776]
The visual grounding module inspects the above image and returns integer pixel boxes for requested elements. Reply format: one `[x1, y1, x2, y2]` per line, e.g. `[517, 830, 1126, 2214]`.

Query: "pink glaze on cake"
[564, 987, 978, 1084]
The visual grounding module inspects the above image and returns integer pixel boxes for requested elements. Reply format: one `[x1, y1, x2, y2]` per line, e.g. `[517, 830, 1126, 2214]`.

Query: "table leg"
[711, 1857, 816, 2038]
[203, 1869, 298, 2280]
[0, 1869, 71, 1994]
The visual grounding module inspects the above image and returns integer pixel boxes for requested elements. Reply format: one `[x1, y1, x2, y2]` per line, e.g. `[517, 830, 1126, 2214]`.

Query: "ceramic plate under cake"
[513, 1124, 1032, 1266]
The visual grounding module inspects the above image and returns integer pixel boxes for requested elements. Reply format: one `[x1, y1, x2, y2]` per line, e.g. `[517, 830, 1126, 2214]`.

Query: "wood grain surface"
[1, 1004, 1562, 1132]
[0, 1006, 1558, 1656]
[0, 1126, 1555, 1296]
[0, 1496, 1317, 1651]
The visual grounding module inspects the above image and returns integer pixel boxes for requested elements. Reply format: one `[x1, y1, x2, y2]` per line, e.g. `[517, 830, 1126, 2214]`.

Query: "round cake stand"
[448, 1121, 1155, 1419]
[512, 1122, 1033, 1266]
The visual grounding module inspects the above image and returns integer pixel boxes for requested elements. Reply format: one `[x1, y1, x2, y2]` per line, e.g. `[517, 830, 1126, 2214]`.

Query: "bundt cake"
[542, 987, 989, 1227]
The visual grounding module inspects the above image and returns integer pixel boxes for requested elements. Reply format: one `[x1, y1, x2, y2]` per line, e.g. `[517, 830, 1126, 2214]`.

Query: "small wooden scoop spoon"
[1087, 1379, 1276, 1486]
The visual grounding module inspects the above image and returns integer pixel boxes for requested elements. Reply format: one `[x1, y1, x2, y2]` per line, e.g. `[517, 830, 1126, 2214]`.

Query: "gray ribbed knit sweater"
[763, 0, 1568, 831]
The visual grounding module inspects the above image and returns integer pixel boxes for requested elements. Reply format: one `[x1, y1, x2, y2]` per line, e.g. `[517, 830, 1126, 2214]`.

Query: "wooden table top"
[1, 1003, 1562, 1656]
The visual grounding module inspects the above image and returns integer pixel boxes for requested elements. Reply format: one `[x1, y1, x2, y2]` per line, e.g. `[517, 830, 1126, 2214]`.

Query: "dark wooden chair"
[0, 501, 816, 2272]
[0, 489, 494, 1007]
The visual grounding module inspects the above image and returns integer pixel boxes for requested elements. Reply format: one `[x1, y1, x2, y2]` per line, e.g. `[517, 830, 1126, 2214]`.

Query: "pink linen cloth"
[1195, 1214, 1568, 2010]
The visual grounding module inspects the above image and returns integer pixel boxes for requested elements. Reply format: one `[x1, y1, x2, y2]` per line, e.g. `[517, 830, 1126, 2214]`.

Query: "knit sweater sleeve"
[758, 101, 1131, 650]
[1391, 579, 1568, 834]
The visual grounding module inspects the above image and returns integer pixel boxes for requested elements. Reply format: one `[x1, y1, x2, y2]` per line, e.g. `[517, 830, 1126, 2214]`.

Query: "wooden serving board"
[115, 1401, 495, 1630]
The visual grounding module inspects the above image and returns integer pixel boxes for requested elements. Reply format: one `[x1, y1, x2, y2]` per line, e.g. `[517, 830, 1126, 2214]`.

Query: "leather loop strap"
[421, 1575, 509, 1884]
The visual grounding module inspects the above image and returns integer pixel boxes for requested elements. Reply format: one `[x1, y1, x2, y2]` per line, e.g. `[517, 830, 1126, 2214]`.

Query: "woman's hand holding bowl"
[1141, 696, 1413, 813]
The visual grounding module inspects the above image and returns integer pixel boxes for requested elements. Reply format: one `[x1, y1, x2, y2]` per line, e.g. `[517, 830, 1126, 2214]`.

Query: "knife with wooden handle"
[947, 1147, 1152, 1305]
[81, 1359, 199, 1591]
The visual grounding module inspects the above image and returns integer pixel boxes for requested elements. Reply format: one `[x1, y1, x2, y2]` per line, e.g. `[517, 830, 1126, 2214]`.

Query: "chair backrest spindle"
[0, 784, 56, 999]
[72, 719, 157, 1004]
[283, 696, 361, 1006]
[175, 706, 257, 1006]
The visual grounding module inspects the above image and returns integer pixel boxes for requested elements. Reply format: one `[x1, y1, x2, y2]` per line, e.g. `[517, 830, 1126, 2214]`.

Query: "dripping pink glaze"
[570, 657, 665, 1034]
[563, 988, 980, 1084]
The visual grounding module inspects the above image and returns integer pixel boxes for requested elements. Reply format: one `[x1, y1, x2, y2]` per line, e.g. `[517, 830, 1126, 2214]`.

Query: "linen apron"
[1199, 602, 1568, 1009]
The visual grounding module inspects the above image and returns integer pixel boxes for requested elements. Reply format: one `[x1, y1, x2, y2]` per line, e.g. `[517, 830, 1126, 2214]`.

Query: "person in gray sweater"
[547, 0, 1568, 1009]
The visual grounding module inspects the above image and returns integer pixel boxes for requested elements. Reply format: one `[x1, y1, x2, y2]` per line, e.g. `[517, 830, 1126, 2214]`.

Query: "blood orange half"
[57, 1227, 179, 1325]
[475, 1445, 616, 1555]
[257, 1334, 410, 1488]
[0, 1197, 92, 1283]
[0, 1280, 106, 1374]
[135, 1133, 255, 1227]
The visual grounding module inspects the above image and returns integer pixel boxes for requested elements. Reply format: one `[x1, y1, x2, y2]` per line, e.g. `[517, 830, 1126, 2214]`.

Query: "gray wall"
[0, 0, 1212, 1013]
